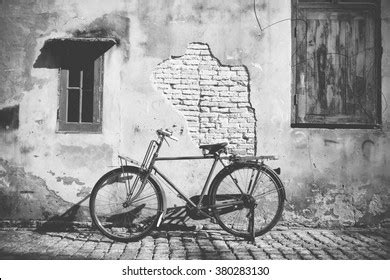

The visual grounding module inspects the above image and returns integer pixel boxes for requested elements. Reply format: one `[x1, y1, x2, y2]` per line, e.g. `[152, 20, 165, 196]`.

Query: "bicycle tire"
[90, 166, 164, 242]
[209, 162, 285, 238]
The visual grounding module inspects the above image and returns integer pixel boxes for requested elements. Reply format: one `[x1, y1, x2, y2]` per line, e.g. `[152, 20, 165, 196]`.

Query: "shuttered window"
[291, 0, 381, 128]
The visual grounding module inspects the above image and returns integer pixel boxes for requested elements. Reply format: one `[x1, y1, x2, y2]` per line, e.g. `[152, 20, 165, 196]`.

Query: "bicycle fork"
[122, 136, 166, 224]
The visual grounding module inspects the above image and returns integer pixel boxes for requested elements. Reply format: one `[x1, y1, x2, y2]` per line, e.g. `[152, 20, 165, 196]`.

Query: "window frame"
[57, 55, 104, 133]
[291, 0, 382, 129]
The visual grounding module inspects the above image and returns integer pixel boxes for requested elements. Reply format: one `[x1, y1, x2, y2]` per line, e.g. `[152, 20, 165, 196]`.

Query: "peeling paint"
[0, 158, 71, 220]
[56, 176, 85, 186]
[285, 177, 390, 227]
[76, 186, 92, 198]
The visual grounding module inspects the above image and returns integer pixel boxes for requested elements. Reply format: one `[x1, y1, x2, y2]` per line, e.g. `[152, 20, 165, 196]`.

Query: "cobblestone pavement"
[0, 226, 389, 260]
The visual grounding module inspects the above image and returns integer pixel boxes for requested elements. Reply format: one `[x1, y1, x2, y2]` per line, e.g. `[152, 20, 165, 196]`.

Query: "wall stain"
[362, 139, 375, 161]
[0, 4, 59, 103]
[20, 145, 34, 154]
[324, 139, 339, 146]
[133, 125, 141, 133]
[72, 11, 130, 61]
[56, 176, 85, 186]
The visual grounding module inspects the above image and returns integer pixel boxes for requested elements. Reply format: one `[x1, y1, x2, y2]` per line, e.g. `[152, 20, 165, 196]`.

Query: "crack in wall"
[153, 42, 256, 155]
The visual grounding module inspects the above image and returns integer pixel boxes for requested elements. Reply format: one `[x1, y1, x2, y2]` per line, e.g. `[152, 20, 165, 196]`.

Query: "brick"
[211, 107, 229, 113]
[183, 111, 199, 116]
[230, 97, 248, 102]
[199, 59, 219, 66]
[230, 85, 247, 92]
[200, 80, 218, 86]
[164, 78, 181, 84]
[181, 78, 198, 85]
[188, 43, 209, 50]
[200, 70, 217, 75]
[218, 102, 236, 108]
[183, 59, 201, 65]
[200, 91, 216, 96]
[183, 100, 198, 106]
[185, 116, 199, 122]
[185, 49, 202, 55]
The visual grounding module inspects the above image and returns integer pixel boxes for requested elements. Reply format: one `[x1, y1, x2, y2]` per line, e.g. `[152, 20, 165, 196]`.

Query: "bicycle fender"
[208, 162, 286, 201]
[262, 164, 286, 201]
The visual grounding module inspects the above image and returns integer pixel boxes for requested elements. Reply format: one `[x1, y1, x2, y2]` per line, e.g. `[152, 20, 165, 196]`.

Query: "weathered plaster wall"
[0, 0, 389, 227]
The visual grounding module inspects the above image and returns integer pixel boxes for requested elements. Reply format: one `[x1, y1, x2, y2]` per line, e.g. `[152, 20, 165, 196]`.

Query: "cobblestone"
[0, 228, 389, 260]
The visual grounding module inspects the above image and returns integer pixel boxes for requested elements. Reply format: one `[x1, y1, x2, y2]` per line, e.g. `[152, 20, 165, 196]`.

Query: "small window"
[291, 0, 381, 128]
[33, 37, 116, 133]
[58, 56, 103, 133]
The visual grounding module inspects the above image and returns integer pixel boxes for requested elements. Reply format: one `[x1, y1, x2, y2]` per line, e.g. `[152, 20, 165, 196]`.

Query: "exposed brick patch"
[153, 43, 256, 155]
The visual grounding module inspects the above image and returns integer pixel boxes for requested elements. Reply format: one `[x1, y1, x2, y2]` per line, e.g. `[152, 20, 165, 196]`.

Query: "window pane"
[81, 90, 93, 123]
[69, 70, 81, 87]
[67, 89, 80, 122]
[82, 64, 94, 91]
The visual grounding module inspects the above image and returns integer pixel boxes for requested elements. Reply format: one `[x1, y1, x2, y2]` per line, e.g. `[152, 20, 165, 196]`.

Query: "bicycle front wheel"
[90, 166, 164, 242]
[209, 163, 284, 238]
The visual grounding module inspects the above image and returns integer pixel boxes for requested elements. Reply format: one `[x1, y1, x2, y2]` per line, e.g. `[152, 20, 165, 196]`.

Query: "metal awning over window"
[33, 37, 117, 69]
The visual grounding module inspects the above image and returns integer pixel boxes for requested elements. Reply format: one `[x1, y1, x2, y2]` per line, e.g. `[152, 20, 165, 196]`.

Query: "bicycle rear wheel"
[89, 166, 164, 242]
[209, 163, 284, 238]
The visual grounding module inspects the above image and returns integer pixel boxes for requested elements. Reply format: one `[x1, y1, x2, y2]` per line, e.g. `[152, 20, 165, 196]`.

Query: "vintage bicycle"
[89, 129, 286, 242]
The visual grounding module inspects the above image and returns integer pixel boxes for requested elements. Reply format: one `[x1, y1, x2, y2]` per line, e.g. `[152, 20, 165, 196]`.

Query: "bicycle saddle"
[199, 142, 228, 154]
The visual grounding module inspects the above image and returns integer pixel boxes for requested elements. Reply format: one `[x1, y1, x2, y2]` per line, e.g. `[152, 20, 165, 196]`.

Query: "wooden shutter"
[292, 2, 380, 127]
[58, 69, 68, 130]
[93, 55, 103, 124]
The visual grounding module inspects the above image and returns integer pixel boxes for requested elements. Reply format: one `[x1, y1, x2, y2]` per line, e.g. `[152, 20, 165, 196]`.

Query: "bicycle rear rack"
[229, 155, 278, 162]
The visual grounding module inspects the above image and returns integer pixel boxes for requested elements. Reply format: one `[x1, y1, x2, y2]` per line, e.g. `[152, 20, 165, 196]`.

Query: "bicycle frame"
[154, 155, 225, 210]
[119, 133, 279, 219]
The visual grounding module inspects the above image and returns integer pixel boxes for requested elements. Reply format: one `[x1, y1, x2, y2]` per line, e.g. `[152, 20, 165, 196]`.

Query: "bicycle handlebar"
[156, 129, 178, 141]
